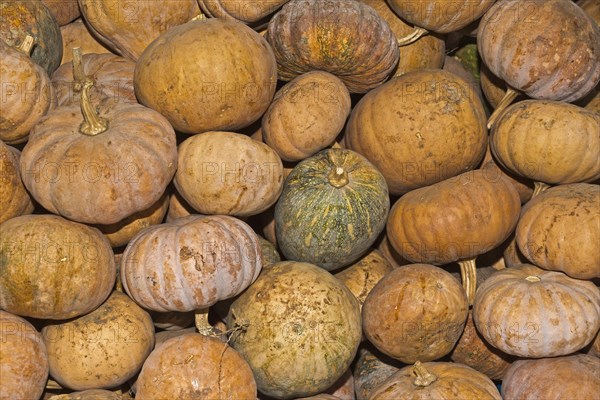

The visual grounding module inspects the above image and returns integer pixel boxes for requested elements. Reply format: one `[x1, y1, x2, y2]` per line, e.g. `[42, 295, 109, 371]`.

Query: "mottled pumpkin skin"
[275, 148, 390, 271]
[43, 291, 154, 390]
[473, 264, 600, 358]
[352, 347, 401, 400]
[0, 311, 49, 400]
[0, 143, 34, 224]
[478, 0, 600, 102]
[198, 0, 289, 25]
[345, 69, 488, 195]
[59, 19, 113, 65]
[0, 0, 63, 74]
[516, 183, 600, 279]
[502, 354, 600, 400]
[226, 261, 362, 399]
[42, 0, 81, 25]
[266, 0, 399, 93]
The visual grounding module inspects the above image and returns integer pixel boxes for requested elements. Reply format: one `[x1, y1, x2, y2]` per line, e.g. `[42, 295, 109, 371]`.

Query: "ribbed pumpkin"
[275, 148, 390, 271]
[515, 183, 600, 280]
[266, 0, 399, 93]
[59, 19, 112, 65]
[473, 264, 600, 358]
[353, 347, 402, 400]
[197, 0, 289, 26]
[345, 69, 488, 195]
[0, 214, 115, 320]
[0, 143, 34, 224]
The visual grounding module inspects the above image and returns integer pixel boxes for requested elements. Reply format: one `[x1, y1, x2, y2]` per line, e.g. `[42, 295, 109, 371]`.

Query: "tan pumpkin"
[345, 69, 488, 195]
[352, 347, 401, 400]
[473, 264, 600, 358]
[134, 18, 277, 134]
[198, 0, 289, 26]
[515, 183, 600, 280]
[165, 189, 195, 223]
[42, 0, 81, 26]
[362, 264, 468, 364]
[0, 214, 115, 320]
[442, 55, 485, 104]
[376, 233, 409, 269]
[266, 0, 399, 93]
[0, 311, 49, 400]
[480, 147, 534, 204]
[0, 142, 34, 224]
[153, 327, 197, 350]
[0, 36, 54, 144]
[43, 291, 154, 390]
[501, 354, 600, 400]
[60, 19, 113, 65]
[174, 131, 284, 217]
[262, 71, 352, 162]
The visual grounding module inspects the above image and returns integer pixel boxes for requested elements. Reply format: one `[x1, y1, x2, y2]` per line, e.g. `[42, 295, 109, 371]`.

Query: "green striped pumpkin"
[274, 148, 389, 271]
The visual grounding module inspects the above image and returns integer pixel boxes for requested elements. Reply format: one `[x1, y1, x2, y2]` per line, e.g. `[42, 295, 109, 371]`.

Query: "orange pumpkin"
[0, 142, 34, 224]
[59, 19, 113, 65]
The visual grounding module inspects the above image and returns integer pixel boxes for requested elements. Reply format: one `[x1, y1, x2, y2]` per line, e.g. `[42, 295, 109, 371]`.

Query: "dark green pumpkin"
[274, 148, 389, 271]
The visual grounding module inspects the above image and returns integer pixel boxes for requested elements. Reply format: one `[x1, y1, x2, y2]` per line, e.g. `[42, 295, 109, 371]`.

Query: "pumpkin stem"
[412, 361, 437, 387]
[487, 87, 520, 129]
[458, 258, 477, 306]
[397, 27, 429, 46]
[71, 47, 86, 92]
[532, 182, 550, 197]
[195, 308, 216, 336]
[328, 166, 349, 188]
[78, 79, 109, 136]
[16, 35, 34, 55]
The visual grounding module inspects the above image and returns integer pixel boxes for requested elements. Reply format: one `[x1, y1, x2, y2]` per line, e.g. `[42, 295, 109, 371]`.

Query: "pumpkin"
[0, 36, 54, 144]
[78, 0, 199, 61]
[174, 131, 284, 217]
[150, 310, 194, 332]
[578, 0, 600, 22]
[134, 18, 277, 134]
[45, 389, 125, 399]
[386, 169, 521, 303]
[197, 0, 289, 26]
[226, 261, 362, 399]
[480, 147, 534, 204]
[121, 215, 262, 312]
[502, 234, 528, 268]
[369, 361, 502, 400]
[153, 327, 197, 350]
[579, 85, 600, 114]
[515, 183, 600, 280]
[479, 63, 527, 111]
[0, 0, 63, 74]
[275, 148, 390, 271]
[443, 56, 485, 104]
[261, 71, 352, 162]
[473, 264, 600, 358]
[0, 311, 49, 400]
[345, 69, 488, 195]
[165, 190, 195, 223]
[376, 234, 410, 269]
[258, 235, 281, 268]
[20, 55, 177, 225]
[478, 0, 600, 127]
[0, 214, 115, 320]
[323, 369, 354, 400]
[353, 347, 401, 400]
[266, 0, 399, 93]
[587, 330, 600, 358]
[59, 19, 113, 65]
[362, 264, 469, 364]
[502, 354, 600, 400]
[42, 291, 154, 390]
[42, 0, 81, 26]
[0, 142, 34, 224]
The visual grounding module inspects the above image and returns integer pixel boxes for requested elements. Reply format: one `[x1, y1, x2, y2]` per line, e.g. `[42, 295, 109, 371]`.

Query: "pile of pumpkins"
[1, 0, 599, 399]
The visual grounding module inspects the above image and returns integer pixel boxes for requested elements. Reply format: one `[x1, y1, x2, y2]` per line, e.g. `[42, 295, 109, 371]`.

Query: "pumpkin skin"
[59, 19, 113, 65]
[165, 190, 195, 223]
[0, 0, 63, 74]
[491, 100, 600, 185]
[478, 0, 600, 103]
[369, 362, 502, 400]
[198, 0, 289, 25]
[578, 0, 600, 23]
[376, 233, 410, 269]
[275, 148, 390, 271]
[587, 330, 600, 358]
[42, 0, 81, 26]
[0, 37, 54, 144]
[174, 131, 284, 217]
[480, 148, 534, 205]
[0, 311, 49, 400]
[345, 69, 488, 195]
[0, 214, 115, 320]
[45, 389, 124, 399]
[324, 369, 354, 400]
[226, 261, 362, 399]
[0, 143, 34, 224]
[121, 215, 262, 312]
[43, 291, 154, 390]
[134, 18, 277, 134]
[515, 183, 600, 280]
[473, 264, 600, 358]
[352, 347, 401, 400]
[258, 235, 281, 268]
[362, 264, 469, 364]
[502, 354, 600, 400]
[266, 0, 400, 93]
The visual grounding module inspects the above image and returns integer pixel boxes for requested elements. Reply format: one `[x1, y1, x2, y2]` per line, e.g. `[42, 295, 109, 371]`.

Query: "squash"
[154, 327, 197, 350]
[45, 389, 125, 399]
[174, 131, 284, 217]
[502, 234, 528, 268]
[275, 148, 390, 271]
[258, 235, 281, 268]
[362, 264, 468, 364]
[353, 347, 401, 400]
[266, 0, 399, 93]
[578, 0, 600, 23]
[150, 310, 194, 332]
[473, 264, 600, 358]
[0, 36, 54, 144]
[165, 190, 195, 223]
[59, 19, 113, 65]
[262, 71, 352, 162]
[0, 142, 34, 224]
[515, 183, 600, 280]
[345, 69, 488, 195]
[502, 354, 600, 400]
[480, 148, 534, 204]
[0, 0, 63, 74]
[369, 361, 502, 400]
[587, 330, 600, 358]
[226, 261, 362, 399]
[323, 369, 354, 400]
[42, 291, 154, 390]
[0, 214, 115, 320]
[376, 234, 409, 269]
[78, 0, 199, 61]
[443, 55, 485, 104]
[197, 0, 289, 26]
[134, 18, 277, 134]
[479, 63, 527, 111]
[42, 0, 80, 26]
[0, 311, 49, 400]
